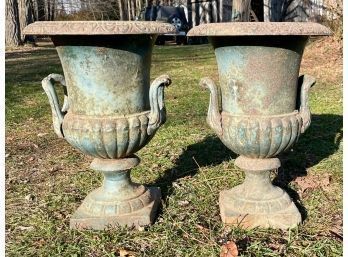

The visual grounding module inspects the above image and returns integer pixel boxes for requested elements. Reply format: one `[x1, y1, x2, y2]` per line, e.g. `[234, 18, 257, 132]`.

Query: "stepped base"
[219, 156, 302, 230]
[70, 187, 161, 230]
[219, 189, 301, 230]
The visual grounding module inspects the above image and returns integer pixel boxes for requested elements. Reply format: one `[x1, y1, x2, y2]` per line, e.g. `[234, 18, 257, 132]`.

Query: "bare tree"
[6, 0, 22, 47]
[18, 0, 34, 42]
[118, 0, 126, 20]
[36, 0, 46, 20]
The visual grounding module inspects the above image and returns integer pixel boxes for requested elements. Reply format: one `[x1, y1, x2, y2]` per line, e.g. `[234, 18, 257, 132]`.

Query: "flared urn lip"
[187, 22, 332, 37]
[23, 21, 176, 36]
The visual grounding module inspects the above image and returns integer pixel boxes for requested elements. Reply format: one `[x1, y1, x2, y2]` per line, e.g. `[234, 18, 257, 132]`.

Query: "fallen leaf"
[169, 155, 178, 162]
[7, 136, 14, 141]
[268, 242, 283, 251]
[137, 226, 145, 231]
[50, 166, 62, 173]
[294, 174, 331, 194]
[172, 182, 181, 189]
[17, 226, 34, 231]
[196, 224, 209, 233]
[151, 163, 159, 169]
[178, 200, 189, 207]
[25, 194, 36, 202]
[33, 238, 45, 247]
[321, 174, 331, 189]
[37, 133, 48, 137]
[119, 249, 136, 257]
[329, 229, 343, 241]
[220, 241, 238, 257]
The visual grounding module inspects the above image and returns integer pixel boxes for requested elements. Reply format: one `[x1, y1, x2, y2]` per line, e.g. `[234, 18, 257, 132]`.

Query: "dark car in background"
[138, 5, 189, 45]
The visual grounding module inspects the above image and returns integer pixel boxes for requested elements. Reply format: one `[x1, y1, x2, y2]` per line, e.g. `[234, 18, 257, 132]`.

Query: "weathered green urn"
[188, 22, 331, 229]
[23, 21, 176, 230]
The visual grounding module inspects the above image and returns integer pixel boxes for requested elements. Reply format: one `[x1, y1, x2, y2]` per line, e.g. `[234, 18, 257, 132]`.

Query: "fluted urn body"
[24, 21, 176, 229]
[188, 22, 331, 229]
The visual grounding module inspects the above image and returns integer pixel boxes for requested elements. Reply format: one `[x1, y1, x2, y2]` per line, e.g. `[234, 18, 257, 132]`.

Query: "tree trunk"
[232, 0, 251, 21]
[187, 0, 192, 27]
[264, 0, 270, 21]
[31, 0, 37, 20]
[127, 0, 131, 20]
[6, 0, 22, 47]
[50, 0, 56, 21]
[212, 0, 218, 22]
[19, 0, 34, 42]
[221, 0, 229, 21]
[218, 0, 223, 22]
[36, 0, 46, 20]
[118, 0, 125, 20]
[46, 0, 51, 20]
[136, 0, 141, 18]
[263, 0, 298, 22]
[131, 0, 135, 20]
[199, 2, 203, 24]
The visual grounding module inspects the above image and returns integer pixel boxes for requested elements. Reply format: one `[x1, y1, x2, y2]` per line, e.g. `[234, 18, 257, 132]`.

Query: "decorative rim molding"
[187, 22, 332, 37]
[23, 21, 176, 35]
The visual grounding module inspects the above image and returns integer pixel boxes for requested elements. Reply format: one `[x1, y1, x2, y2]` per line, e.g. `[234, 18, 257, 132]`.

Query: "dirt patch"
[301, 37, 342, 85]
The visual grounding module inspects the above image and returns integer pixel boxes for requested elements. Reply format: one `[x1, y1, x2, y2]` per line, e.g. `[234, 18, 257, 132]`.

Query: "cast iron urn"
[24, 21, 176, 230]
[188, 22, 331, 229]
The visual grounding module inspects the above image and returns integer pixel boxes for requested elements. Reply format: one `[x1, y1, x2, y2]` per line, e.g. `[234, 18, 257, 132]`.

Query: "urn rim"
[23, 21, 176, 36]
[187, 22, 332, 37]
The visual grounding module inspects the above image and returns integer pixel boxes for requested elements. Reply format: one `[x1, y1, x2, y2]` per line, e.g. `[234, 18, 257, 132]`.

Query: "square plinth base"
[219, 190, 301, 230]
[70, 187, 161, 230]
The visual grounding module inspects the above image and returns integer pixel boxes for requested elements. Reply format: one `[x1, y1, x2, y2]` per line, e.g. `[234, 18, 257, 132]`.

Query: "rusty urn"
[23, 21, 176, 230]
[188, 23, 331, 229]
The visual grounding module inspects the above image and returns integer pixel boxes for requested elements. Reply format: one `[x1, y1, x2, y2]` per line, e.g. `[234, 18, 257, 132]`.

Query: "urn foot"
[219, 156, 301, 230]
[70, 187, 161, 230]
[70, 156, 161, 230]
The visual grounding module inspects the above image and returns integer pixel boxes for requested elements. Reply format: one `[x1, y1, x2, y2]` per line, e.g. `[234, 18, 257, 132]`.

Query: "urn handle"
[297, 74, 316, 133]
[41, 74, 68, 138]
[200, 77, 222, 136]
[147, 74, 171, 135]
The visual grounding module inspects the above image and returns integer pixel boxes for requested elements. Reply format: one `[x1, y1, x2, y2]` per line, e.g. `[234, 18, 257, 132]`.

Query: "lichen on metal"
[30, 21, 175, 230]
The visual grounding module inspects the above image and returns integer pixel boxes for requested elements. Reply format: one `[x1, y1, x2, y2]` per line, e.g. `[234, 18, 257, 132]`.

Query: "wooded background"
[6, 0, 342, 47]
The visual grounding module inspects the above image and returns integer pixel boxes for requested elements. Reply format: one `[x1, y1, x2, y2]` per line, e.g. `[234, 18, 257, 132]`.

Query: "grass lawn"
[5, 37, 342, 256]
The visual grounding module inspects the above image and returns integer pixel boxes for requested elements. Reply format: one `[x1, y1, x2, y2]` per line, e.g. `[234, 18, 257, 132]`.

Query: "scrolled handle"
[41, 74, 68, 138]
[297, 74, 316, 133]
[200, 77, 222, 136]
[147, 74, 171, 135]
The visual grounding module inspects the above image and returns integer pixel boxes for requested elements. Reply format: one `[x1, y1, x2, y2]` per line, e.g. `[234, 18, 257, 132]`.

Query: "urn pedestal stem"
[219, 156, 301, 230]
[70, 156, 161, 230]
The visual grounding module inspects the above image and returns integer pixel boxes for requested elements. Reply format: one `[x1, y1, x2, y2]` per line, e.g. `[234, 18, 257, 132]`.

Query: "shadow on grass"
[152, 135, 236, 202]
[152, 114, 342, 223]
[5, 45, 55, 60]
[275, 114, 343, 221]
